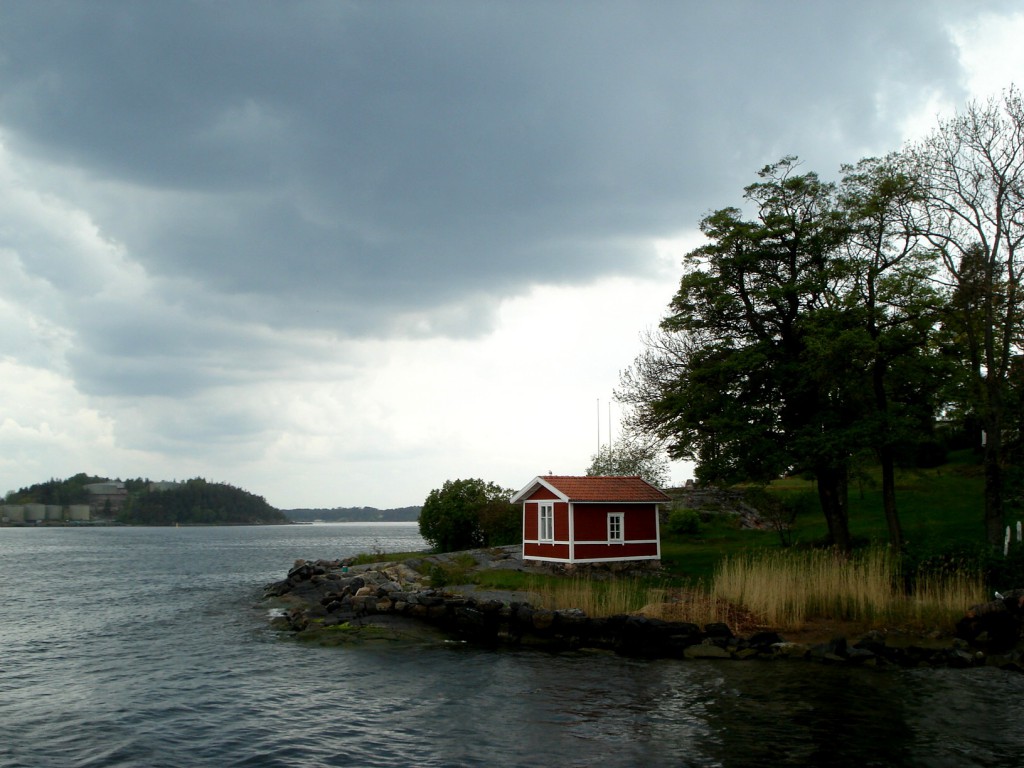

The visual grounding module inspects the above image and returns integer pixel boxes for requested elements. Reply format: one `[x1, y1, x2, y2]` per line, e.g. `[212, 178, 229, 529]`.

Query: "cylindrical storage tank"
[46, 505, 63, 521]
[68, 504, 90, 522]
[24, 503, 46, 521]
[2, 505, 26, 522]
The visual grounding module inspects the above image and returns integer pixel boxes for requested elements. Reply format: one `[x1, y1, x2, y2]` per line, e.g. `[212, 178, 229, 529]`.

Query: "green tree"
[907, 86, 1024, 548]
[418, 478, 516, 552]
[836, 154, 946, 552]
[586, 437, 670, 487]
[118, 477, 287, 525]
[620, 156, 958, 553]
[477, 496, 521, 547]
[7, 473, 107, 505]
[623, 158, 859, 550]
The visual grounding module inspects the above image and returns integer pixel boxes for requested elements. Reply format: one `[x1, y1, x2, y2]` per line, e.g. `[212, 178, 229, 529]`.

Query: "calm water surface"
[2, 524, 1023, 767]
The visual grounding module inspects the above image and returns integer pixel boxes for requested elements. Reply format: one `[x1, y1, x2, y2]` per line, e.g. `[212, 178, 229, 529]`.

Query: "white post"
[1005, 526, 1012, 557]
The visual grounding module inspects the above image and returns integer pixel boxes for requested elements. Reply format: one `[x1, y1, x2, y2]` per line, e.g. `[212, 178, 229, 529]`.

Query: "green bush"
[667, 507, 701, 535]
[419, 478, 515, 552]
[903, 537, 1024, 592]
[425, 554, 477, 587]
[745, 487, 812, 547]
[426, 563, 452, 588]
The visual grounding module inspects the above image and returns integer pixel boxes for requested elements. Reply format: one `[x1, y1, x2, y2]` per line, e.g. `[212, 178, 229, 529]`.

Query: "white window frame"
[539, 503, 554, 542]
[608, 512, 624, 543]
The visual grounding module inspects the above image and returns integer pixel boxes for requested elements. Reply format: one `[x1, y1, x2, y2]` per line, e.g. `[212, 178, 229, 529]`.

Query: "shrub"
[424, 553, 477, 587]
[419, 478, 514, 552]
[743, 487, 811, 547]
[477, 498, 521, 546]
[666, 507, 701, 535]
[902, 537, 1024, 593]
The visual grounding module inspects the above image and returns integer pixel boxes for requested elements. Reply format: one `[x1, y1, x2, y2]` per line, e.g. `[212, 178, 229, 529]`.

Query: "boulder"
[531, 610, 555, 631]
[684, 643, 731, 659]
[704, 622, 734, 640]
[746, 630, 784, 646]
[957, 591, 1024, 652]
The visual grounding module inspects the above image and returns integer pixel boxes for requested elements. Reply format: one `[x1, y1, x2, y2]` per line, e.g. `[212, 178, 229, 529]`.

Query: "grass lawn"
[661, 449, 988, 583]
[773, 450, 985, 547]
[660, 515, 779, 582]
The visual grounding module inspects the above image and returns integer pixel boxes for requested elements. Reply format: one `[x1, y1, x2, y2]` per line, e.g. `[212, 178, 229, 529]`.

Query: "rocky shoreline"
[263, 549, 1024, 671]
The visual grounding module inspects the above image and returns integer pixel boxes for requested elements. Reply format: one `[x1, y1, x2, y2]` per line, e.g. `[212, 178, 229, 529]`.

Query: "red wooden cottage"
[512, 475, 671, 565]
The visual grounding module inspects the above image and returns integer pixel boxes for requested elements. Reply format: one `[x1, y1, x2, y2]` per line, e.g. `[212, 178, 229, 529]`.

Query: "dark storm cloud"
[0, 1, 989, 398]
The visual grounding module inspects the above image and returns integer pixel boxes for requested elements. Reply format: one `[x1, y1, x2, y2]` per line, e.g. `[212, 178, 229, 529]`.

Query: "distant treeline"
[5, 472, 142, 505]
[7, 473, 419, 526]
[6, 473, 289, 526]
[284, 506, 420, 523]
[125, 478, 289, 526]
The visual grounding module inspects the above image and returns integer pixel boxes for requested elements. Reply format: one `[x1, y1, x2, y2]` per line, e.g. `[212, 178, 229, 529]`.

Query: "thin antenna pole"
[608, 401, 612, 450]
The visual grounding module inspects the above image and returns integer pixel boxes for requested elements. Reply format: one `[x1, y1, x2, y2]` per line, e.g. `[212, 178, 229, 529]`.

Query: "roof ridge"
[531, 474, 670, 502]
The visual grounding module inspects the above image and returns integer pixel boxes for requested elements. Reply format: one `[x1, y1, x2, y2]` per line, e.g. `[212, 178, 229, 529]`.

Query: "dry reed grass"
[528, 549, 985, 636]
[713, 548, 985, 632]
[528, 575, 653, 617]
[639, 584, 758, 630]
[911, 569, 986, 628]
[529, 576, 754, 630]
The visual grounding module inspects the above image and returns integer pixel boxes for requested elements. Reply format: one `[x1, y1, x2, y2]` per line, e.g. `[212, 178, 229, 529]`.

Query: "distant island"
[2, 472, 420, 527]
[3, 473, 289, 526]
[283, 506, 420, 523]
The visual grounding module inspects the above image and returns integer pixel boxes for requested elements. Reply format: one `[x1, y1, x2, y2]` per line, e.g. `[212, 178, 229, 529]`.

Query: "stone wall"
[664, 487, 768, 529]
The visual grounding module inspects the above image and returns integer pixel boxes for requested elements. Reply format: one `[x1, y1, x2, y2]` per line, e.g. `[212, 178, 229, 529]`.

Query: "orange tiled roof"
[540, 475, 670, 502]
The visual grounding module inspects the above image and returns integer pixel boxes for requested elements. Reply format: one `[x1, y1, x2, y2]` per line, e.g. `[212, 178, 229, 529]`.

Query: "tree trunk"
[879, 444, 903, 553]
[816, 464, 851, 553]
[872, 358, 903, 552]
[982, 360, 1006, 549]
[984, 428, 1005, 550]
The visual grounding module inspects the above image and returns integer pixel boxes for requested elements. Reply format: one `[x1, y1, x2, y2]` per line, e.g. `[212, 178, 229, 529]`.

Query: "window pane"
[609, 513, 623, 541]
[539, 504, 553, 541]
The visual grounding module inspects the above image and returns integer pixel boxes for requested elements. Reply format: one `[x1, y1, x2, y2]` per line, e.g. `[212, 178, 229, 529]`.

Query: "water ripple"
[4, 526, 1024, 767]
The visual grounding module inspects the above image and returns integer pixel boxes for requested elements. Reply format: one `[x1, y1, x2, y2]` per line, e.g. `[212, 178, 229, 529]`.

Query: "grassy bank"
[519, 549, 984, 634]
[646, 451, 996, 632]
[662, 449, 994, 583]
[365, 450, 1003, 634]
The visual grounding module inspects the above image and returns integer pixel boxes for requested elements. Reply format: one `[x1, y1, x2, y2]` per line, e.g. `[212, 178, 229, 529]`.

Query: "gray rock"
[684, 644, 731, 659]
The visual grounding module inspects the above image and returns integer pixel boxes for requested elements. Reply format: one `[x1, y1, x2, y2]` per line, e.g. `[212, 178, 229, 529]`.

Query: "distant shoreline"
[283, 507, 420, 524]
[0, 519, 421, 528]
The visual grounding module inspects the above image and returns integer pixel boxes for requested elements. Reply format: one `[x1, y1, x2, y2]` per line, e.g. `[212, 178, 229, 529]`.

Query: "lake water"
[2, 523, 1024, 767]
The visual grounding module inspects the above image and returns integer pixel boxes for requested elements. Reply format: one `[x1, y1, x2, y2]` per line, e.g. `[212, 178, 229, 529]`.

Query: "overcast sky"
[1, 2, 1021, 509]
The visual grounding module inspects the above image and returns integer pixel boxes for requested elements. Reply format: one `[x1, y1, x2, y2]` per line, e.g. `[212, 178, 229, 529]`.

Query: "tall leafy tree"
[649, 158, 858, 550]
[907, 86, 1024, 548]
[837, 154, 944, 552]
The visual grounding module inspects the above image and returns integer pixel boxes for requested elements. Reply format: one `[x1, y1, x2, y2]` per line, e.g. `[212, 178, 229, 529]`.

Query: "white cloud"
[226, 266, 694, 507]
[893, 10, 1024, 145]
[952, 11, 1024, 101]
[0, 360, 146, 492]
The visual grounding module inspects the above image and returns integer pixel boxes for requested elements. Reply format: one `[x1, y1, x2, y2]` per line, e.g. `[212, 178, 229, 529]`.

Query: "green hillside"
[659, 450, 1005, 583]
[120, 478, 289, 526]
